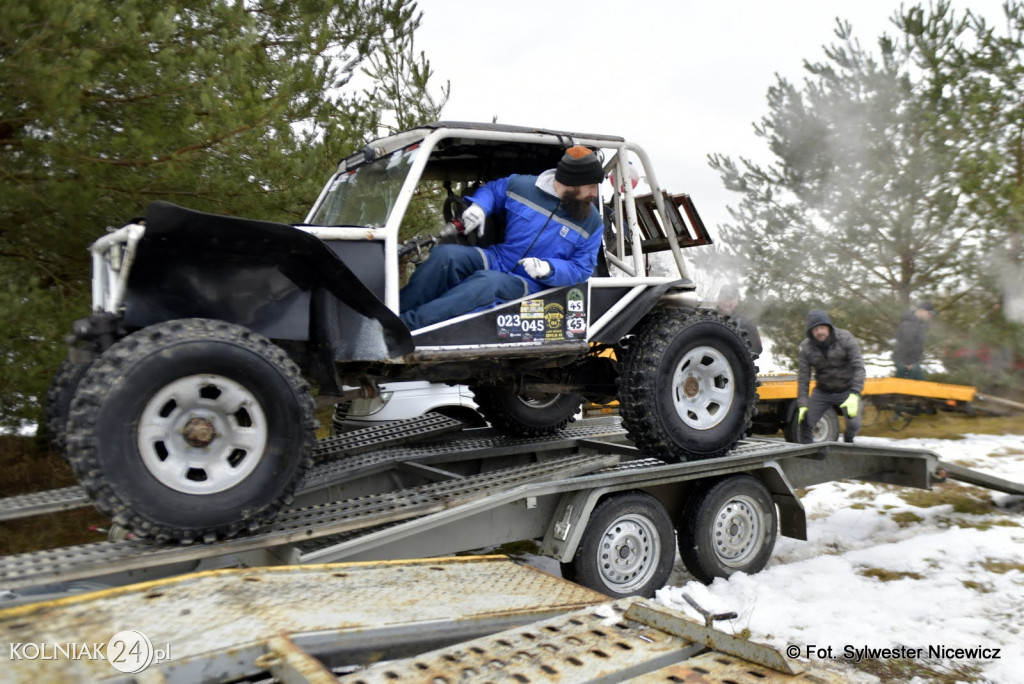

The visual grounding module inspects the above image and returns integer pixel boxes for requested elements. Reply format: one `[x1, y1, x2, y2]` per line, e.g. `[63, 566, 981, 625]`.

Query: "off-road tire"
[568, 492, 676, 598]
[619, 308, 757, 462]
[44, 357, 92, 457]
[470, 385, 580, 437]
[677, 475, 778, 584]
[65, 318, 317, 543]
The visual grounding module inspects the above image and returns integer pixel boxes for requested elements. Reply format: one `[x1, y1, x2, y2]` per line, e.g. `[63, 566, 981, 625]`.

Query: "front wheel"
[677, 475, 778, 584]
[470, 385, 580, 437]
[619, 308, 757, 462]
[65, 318, 317, 542]
[567, 492, 676, 598]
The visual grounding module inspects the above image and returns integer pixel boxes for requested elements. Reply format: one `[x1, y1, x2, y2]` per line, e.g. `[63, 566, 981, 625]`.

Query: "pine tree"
[0, 0, 446, 430]
[709, 2, 1024, 380]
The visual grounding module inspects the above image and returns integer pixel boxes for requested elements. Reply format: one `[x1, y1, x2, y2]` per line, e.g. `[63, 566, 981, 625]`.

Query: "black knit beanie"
[555, 146, 604, 186]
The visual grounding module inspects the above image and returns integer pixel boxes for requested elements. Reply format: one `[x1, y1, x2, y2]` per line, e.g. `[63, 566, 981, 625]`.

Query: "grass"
[981, 559, 1024, 574]
[858, 567, 924, 582]
[898, 484, 995, 514]
[858, 408, 1024, 440]
[0, 435, 108, 555]
[850, 657, 990, 683]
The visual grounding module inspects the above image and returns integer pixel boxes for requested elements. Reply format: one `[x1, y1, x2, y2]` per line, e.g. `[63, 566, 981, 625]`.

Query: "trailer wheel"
[783, 406, 839, 443]
[619, 308, 757, 462]
[65, 318, 317, 542]
[569, 492, 675, 598]
[44, 357, 93, 457]
[470, 385, 580, 437]
[678, 475, 777, 584]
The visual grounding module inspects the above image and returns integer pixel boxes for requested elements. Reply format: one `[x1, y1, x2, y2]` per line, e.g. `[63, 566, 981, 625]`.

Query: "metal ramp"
[0, 412, 467, 523]
[935, 461, 1024, 495]
[0, 556, 845, 684]
[0, 451, 619, 593]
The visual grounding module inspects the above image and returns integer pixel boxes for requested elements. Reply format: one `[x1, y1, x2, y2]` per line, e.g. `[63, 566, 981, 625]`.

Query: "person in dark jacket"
[399, 146, 605, 330]
[893, 301, 935, 380]
[716, 284, 763, 357]
[797, 309, 866, 443]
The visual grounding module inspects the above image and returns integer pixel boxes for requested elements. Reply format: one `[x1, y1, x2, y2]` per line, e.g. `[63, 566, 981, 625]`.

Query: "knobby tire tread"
[618, 308, 757, 462]
[66, 318, 317, 543]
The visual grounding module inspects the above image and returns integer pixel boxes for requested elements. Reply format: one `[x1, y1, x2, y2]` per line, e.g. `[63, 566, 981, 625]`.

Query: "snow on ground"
[655, 433, 1024, 683]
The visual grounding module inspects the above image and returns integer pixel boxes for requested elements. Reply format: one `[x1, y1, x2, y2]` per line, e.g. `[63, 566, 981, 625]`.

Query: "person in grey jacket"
[797, 309, 866, 443]
[716, 284, 763, 357]
[893, 301, 935, 380]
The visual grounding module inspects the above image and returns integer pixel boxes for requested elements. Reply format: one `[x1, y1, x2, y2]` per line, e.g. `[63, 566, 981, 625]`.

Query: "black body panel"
[123, 202, 411, 356]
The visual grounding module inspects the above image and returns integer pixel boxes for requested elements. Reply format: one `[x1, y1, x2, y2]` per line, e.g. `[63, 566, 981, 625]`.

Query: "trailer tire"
[65, 318, 317, 542]
[569, 492, 676, 598]
[678, 475, 777, 584]
[783, 406, 839, 443]
[44, 357, 93, 458]
[470, 385, 580, 437]
[619, 308, 757, 462]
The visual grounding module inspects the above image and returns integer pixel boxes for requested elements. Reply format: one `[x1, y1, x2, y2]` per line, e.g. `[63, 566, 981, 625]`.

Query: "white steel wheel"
[138, 374, 269, 494]
[711, 494, 766, 568]
[671, 345, 736, 430]
[678, 475, 778, 584]
[595, 512, 662, 593]
[570, 493, 676, 599]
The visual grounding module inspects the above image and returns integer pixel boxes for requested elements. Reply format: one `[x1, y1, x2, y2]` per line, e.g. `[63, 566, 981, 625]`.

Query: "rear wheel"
[619, 308, 757, 462]
[568, 492, 675, 598]
[678, 475, 778, 584]
[470, 385, 580, 437]
[783, 406, 839, 443]
[44, 357, 93, 457]
[65, 318, 317, 542]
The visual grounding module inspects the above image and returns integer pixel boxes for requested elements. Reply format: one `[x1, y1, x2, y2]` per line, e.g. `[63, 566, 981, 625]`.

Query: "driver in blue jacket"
[399, 145, 605, 330]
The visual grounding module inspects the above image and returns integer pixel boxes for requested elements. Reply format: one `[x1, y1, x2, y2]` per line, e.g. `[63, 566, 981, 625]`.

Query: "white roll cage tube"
[89, 223, 146, 314]
[352, 129, 692, 314]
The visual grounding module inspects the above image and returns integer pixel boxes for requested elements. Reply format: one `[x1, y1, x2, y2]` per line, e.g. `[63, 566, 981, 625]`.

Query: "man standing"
[399, 146, 605, 330]
[893, 301, 936, 380]
[716, 284, 763, 357]
[797, 309, 866, 443]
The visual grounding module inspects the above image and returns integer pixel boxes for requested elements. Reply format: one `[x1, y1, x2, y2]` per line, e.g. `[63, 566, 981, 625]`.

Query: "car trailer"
[3, 415, 1021, 607]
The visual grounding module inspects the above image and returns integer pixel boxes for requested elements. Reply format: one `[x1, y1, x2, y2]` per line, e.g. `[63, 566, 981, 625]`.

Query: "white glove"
[519, 257, 552, 279]
[461, 204, 486, 236]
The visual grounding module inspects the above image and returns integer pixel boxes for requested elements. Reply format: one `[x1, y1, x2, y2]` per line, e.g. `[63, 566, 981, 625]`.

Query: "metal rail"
[0, 451, 619, 592]
[0, 414, 624, 522]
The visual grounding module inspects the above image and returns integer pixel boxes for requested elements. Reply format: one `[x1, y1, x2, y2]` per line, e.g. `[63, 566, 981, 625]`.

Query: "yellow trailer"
[751, 375, 977, 442]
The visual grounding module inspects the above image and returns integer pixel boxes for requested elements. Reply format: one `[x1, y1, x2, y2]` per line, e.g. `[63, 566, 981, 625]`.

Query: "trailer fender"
[540, 487, 613, 563]
[753, 463, 806, 540]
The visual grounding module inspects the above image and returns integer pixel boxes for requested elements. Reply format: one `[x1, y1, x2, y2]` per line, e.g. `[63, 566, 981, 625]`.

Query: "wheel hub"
[713, 496, 763, 566]
[182, 416, 217, 448]
[671, 345, 737, 430]
[597, 514, 660, 592]
[137, 374, 269, 495]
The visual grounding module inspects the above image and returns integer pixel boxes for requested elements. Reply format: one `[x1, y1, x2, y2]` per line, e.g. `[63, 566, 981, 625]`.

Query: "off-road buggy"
[54, 122, 759, 542]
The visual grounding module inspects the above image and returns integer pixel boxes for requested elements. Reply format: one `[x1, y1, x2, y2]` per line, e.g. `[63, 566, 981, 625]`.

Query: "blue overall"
[399, 171, 603, 330]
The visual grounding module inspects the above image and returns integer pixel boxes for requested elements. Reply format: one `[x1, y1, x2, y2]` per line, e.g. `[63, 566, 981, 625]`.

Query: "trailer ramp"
[934, 461, 1024, 496]
[0, 557, 845, 683]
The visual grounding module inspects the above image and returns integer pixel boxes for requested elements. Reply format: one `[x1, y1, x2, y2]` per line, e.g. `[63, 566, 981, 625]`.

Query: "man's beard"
[560, 191, 594, 220]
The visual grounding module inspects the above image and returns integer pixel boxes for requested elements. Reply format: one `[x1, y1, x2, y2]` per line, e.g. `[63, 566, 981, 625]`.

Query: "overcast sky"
[414, 0, 1007, 232]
